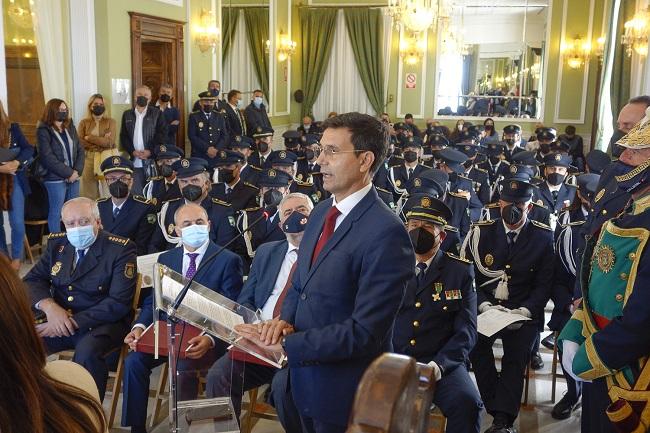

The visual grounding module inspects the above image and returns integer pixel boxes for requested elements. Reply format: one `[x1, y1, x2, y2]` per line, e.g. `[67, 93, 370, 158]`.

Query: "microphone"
[168, 210, 269, 314]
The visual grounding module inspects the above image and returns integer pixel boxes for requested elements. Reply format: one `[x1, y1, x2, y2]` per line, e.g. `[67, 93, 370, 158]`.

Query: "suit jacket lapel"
[71, 234, 102, 281]
[539, 183, 554, 207]
[508, 221, 531, 260]
[415, 251, 443, 296]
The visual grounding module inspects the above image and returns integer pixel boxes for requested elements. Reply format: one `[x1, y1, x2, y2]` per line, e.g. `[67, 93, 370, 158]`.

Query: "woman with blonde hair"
[0, 99, 34, 271]
[77, 93, 117, 198]
[1, 253, 107, 433]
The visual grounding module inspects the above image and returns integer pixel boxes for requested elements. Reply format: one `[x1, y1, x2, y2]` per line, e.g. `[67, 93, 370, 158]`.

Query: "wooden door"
[130, 12, 185, 149]
[5, 46, 44, 144]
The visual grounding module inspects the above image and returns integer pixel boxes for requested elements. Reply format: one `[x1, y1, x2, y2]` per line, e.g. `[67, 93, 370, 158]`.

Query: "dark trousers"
[270, 368, 310, 433]
[561, 362, 583, 403]
[44, 321, 127, 401]
[205, 354, 277, 419]
[581, 379, 615, 433]
[121, 348, 221, 428]
[470, 322, 537, 424]
[434, 366, 483, 433]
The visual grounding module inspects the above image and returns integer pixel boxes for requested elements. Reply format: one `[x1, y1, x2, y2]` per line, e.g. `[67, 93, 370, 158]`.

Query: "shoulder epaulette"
[457, 174, 472, 181]
[191, 110, 201, 114]
[249, 165, 262, 171]
[243, 206, 262, 212]
[108, 235, 130, 246]
[133, 195, 151, 204]
[96, 197, 110, 203]
[443, 225, 459, 233]
[297, 156, 306, 161]
[446, 252, 472, 264]
[531, 220, 552, 231]
[376, 187, 391, 194]
[163, 197, 182, 204]
[472, 220, 496, 226]
[47, 232, 66, 240]
[211, 198, 232, 207]
[501, 160, 511, 166]
[562, 220, 586, 228]
[474, 167, 488, 174]
[534, 200, 548, 209]
[448, 191, 467, 199]
[148, 176, 163, 181]
[243, 182, 259, 190]
[296, 180, 314, 187]
[485, 202, 499, 209]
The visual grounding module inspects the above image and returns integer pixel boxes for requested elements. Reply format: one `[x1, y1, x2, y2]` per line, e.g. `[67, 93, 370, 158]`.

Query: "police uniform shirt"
[112, 201, 125, 216]
[260, 244, 299, 320]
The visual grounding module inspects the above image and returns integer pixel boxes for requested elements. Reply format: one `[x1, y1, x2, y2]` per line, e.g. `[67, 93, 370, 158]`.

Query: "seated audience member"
[156, 83, 180, 144]
[393, 194, 483, 433]
[229, 135, 261, 184]
[298, 115, 320, 135]
[24, 197, 137, 401]
[0, 253, 107, 433]
[148, 157, 238, 253]
[206, 192, 313, 418]
[269, 150, 321, 205]
[143, 144, 184, 209]
[211, 149, 259, 211]
[249, 126, 274, 169]
[121, 203, 243, 433]
[96, 156, 157, 255]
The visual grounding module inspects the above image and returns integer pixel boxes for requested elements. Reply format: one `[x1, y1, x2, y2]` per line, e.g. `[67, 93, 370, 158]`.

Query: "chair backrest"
[132, 273, 143, 311]
[347, 353, 436, 433]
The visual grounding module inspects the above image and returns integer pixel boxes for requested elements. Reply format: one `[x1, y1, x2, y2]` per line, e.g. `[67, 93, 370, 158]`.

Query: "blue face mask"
[282, 211, 309, 233]
[66, 225, 97, 250]
[614, 160, 650, 194]
[236, 99, 243, 108]
[181, 224, 210, 248]
[254, 97, 263, 107]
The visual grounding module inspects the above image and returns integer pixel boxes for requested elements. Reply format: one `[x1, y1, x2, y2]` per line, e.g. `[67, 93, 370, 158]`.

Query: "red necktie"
[311, 206, 341, 265]
[273, 251, 298, 318]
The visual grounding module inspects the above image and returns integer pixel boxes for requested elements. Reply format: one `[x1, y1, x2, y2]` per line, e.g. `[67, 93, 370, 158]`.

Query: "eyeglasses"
[313, 144, 369, 158]
[105, 176, 132, 184]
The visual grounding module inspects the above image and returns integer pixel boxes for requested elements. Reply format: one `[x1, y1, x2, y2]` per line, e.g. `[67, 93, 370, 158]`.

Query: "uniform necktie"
[273, 250, 298, 317]
[309, 163, 314, 172]
[77, 249, 85, 264]
[260, 155, 266, 166]
[312, 206, 341, 265]
[507, 231, 517, 253]
[416, 262, 428, 285]
[225, 185, 232, 200]
[113, 206, 120, 219]
[552, 190, 559, 203]
[186, 253, 199, 279]
[408, 168, 414, 179]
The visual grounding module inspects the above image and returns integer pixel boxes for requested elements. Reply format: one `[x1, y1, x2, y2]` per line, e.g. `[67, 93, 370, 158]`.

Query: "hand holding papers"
[477, 308, 532, 337]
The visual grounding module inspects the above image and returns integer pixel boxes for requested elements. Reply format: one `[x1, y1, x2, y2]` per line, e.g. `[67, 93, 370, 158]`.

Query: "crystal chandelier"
[387, 0, 439, 33]
[622, 7, 650, 57]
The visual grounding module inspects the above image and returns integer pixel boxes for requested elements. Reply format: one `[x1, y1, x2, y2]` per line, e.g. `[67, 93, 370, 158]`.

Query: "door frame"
[130, 12, 186, 147]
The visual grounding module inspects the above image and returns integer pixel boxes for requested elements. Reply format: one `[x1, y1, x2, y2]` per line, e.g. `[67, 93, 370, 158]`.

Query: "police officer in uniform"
[268, 150, 321, 205]
[25, 197, 137, 401]
[478, 142, 511, 201]
[297, 134, 329, 201]
[457, 141, 490, 207]
[390, 136, 428, 198]
[188, 94, 228, 169]
[229, 135, 261, 185]
[143, 144, 184, 209]
[558, 118, 650, 433]
[527, 127, 557, 162]
[425, 133, 449, 168]
[211, 149, 260, 211]
[393, 194, 483, 433]
[148, 157, 238, 253]
[96, 156, 157, 256]
[538, 153, 577, 213]
[462, 178, 554, 433]
[248, 126, 274, 169]
[502, 125, 526, 163]
[438, 148, 483, 222]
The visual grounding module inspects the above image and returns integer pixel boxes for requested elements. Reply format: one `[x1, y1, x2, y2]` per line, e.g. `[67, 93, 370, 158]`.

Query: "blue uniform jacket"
[237, 239, 288, 310]
[136, 240, 244, 327]
[97, 195, 157, 255]
[538, 182, 577, 213]
[280, 187, 414, 425]
[187, 111, 228, 167]
[393, 251, 477, 374]
[24, 230, 137, 331]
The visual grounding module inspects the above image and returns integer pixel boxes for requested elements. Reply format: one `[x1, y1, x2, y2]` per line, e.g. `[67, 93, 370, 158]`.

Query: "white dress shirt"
[546, 182, 562, 193]
[112, 200, 125, 216]
[181, 238, 210, 277]
[260, 244, 299, 321]
[331, 182, 373, 230]
[502, 219, 525, 243]
[133, 106, 148, 168]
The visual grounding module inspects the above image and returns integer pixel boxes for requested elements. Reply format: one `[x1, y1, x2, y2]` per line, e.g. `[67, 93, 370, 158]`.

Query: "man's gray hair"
[279, 192, 313, 212]
[174, 202, 209, 224]
[61, 197, 100, 221]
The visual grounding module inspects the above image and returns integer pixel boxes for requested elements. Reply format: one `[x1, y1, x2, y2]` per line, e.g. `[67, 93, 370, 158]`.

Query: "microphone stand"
[166, 210, 269, 432]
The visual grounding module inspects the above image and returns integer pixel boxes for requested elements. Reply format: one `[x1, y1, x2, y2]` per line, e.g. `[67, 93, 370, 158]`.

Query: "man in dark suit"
[244, 89, 272, 137]
[393, 195, 483, 433]
[121, 202, 243, 433]
[24, 197, 137, 400]
[206, 192, 313, 420]
[143, 144, 184, 209]
[236, 113, 415, 433]
[188, 94, 229, 169]
[191, 79, 224, 112]
[538, 153, 577, 213]
[119, 85, 168, 194]
[96, 156, 157, 255]
[211, 149, 259, 211]
[223, 89, 247, 137]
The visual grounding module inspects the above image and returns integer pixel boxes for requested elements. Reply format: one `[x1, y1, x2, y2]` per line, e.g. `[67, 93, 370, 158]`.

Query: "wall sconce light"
[399, 32, 426, 65]
[562, 35, 591, 69]
[265, 31, 297, 62]
[622, 7, 650, 57]
[595, 35, 606, 62]
[194, 8, 220, 53]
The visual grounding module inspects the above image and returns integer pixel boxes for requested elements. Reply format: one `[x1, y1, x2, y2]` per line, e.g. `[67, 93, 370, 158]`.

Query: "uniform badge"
[147, 214, 156, 224]
[316, 190, 322, 198]
[228, 216, 236, 227]
[555, 154, 562, 161]
[112, 156, 121, 166]
[198, 121, 204, 128]
[297, 174, 303, 181]
[58, 245, 64, 253]
[235, 136, 241, 142]
[420, 197, 431, 208]
[160, 145, 167, 152]
[269, 169, 276, 178]
[395, 179, 402, 187]
[181, 159, 190, 168]
[312, 193, 319, 203]
[595, 244, 616, 273]
[414, 178, 422, 187]
[168, 223, 175, 235]
[279, 151, 287, 159]
[595, 188, 605, 203]
[510, 165, 518, 174]
[124, 263, 136, 279]
[485, 254, 494, 266]
[510, 181, 518, 190]
[433, 282, 443, 301]
[51, 261, 62, 276]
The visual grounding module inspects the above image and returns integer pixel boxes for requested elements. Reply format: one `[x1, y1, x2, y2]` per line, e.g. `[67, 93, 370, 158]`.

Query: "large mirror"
[434, 0, 548, 120]
[221, 0, 270, 109]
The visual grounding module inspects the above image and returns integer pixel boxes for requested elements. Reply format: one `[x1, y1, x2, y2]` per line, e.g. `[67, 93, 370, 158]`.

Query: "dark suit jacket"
[280, 187, 414, 425]
[119, 107, 168, 158]
[243, 103, 272, 137]
[137, 240, 244, 327]
[36, 121, 84, 181]
[223, 103, 247, 137]
[237, 239, 288, 310]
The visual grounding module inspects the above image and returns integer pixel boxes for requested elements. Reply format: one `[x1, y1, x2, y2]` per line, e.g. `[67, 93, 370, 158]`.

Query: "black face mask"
[91, 106, 105, 116]
[489, 156, 502, 165]
[263, 189, 284, 207]
[218, 168, 235, 184]
[546, 172, 565, 186]
[159, 94, 171, 102]
[501, 203, 524, 225]
[485, 125, 493, 131]
[539, 142, 551, 154]
[202, 105, 213, 114]
[304, 149, 315, 161]
[136, 96, 148, 108]
[505, 138, 515, 146]
[108, 180, 129, 199]
[159, 164, 174, 178]
[182, 184, 203, 202]
[403, 150, 418, 163]
[210, 88, 220, 97]
[463, 160, 474, 169]
[56, 111, 68, 122]
[258, 142, 270, 154]
[408, 227, 437, 255]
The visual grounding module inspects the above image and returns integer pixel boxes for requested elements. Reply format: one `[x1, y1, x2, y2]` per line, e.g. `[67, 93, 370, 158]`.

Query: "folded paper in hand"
[477, 308, 531, 337]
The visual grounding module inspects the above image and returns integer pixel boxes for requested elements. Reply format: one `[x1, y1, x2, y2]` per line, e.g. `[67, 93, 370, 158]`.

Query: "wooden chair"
[522, 364, 532, 408]
[428, 406, 447, 433]
[24, 219, 48, 257]
[241, 386, 279, 433]
[550, 331, 563, 402]
[150, 363, 169, 428]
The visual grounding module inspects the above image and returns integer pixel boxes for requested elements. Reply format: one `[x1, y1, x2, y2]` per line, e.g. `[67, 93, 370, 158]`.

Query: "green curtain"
[300, 8, 337, 118]
[221, 8, 241, 63]
[243, 8, 270, 100]
[610, 0, 635, 126]
[344, 8, 385, 115]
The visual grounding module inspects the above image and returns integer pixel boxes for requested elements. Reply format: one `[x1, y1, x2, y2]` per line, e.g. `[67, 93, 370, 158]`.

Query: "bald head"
[618, 102, 648, 133]
[174, 203, 210, 236]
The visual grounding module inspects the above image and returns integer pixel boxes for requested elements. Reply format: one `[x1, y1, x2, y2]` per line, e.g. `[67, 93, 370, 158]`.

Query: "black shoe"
[541, 333, 556, 350]
[484, 413, 512, 433]
[131, 426, 147, 433]
[530, 352, 544, 370]
[551, 393, 580, 420]
[485, 425, 517, 433]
